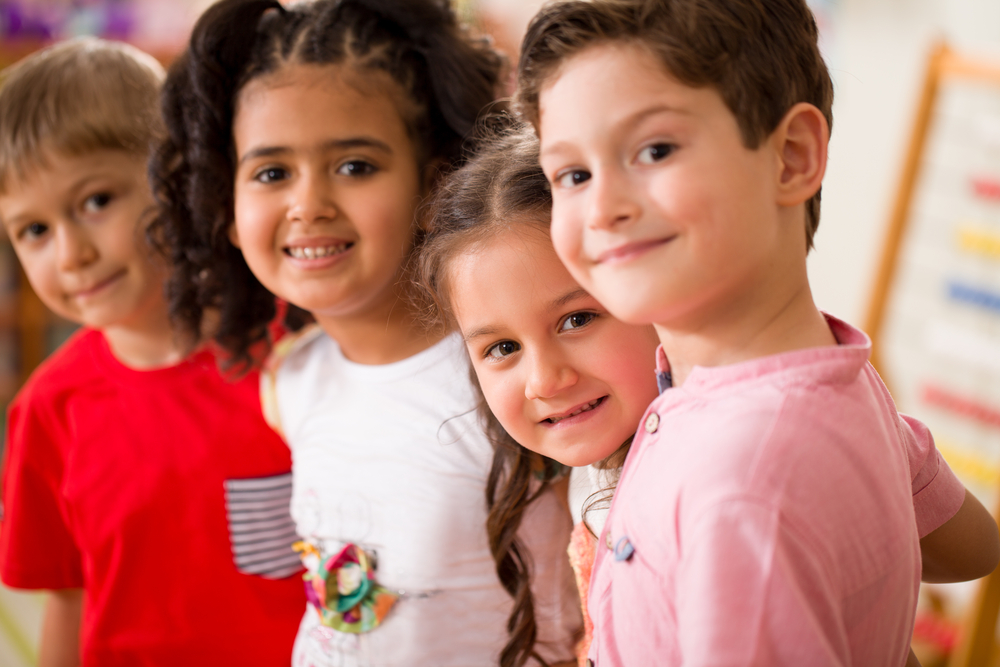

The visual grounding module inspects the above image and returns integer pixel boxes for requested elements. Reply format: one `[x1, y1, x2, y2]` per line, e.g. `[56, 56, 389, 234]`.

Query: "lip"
[539, 395, 608, 429]
[71, 269, 126, 299]
[283, 236, 355, 269]
[595, 236, 674, 265]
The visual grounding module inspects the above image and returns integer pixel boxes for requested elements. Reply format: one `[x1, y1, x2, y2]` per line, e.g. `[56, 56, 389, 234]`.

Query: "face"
[0, 149, 166, 330]
[232, 64, 424, 321]
[538, 43, 782, 328]
[449, 224, 660, 467]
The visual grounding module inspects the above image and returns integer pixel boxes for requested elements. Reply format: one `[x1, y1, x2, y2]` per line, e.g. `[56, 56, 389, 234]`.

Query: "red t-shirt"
[0, 329, 305, 666]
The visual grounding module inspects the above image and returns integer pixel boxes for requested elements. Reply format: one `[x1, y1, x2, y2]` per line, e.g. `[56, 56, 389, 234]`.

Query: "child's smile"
[449, 222, 659, 467]
[284, 240, 353, 263]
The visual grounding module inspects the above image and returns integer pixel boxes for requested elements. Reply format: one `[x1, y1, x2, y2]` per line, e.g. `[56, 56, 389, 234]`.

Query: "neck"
[102, 298, 186, 370]
[655, 249, 835, 387]
[313, 287, 443, 365]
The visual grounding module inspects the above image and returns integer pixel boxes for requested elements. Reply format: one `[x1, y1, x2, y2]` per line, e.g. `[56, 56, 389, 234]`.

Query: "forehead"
[449, 225, 578, 313]
[233, 63, 416, 151]
[0, 148, 143, 204]
[538, 42, 731, 151]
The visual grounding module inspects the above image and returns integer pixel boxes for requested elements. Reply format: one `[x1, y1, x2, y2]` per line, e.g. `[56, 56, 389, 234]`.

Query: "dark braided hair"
[149, 0, 504, 370]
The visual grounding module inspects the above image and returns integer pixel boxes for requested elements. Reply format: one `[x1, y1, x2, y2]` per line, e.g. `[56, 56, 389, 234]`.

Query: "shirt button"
[605, 531, 613, 550]
[587, 661, 595, 667]
[644, 412, 660, 433]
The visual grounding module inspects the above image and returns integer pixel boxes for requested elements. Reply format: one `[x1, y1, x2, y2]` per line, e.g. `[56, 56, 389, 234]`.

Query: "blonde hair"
[0, 37, 165, 190]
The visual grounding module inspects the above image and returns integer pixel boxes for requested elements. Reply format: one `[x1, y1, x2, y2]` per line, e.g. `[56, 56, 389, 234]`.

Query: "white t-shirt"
[268, 328, 579, 667]
[568, 465, 615, 537]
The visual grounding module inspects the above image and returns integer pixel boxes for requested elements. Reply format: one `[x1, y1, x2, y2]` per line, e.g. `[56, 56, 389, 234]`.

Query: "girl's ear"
[227, 222, 242, 248]
[772, 102, 829, 207]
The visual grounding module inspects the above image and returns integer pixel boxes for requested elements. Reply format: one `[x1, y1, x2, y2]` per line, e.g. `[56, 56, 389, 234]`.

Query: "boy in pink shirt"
[514, 0, 999, 664]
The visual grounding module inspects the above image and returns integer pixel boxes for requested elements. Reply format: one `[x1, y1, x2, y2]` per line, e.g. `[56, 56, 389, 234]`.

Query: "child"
[418, 119, 660, 665]
[421, 119, 1000, 666]
[0, 39, 305, 666]
[150, 1, 581, 666]
[512, 1, 1000, 665]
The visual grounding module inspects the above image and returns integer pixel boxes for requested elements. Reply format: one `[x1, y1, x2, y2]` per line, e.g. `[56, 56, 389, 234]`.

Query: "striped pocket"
[224, 473, 303, 579]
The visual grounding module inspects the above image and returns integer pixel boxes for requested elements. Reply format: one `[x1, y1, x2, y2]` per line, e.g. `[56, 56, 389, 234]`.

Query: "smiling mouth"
[284, 243, 353, 259]
[596, 237, 674, 264]
[543, 396, 607, 424]
[73, 269, 126, 298]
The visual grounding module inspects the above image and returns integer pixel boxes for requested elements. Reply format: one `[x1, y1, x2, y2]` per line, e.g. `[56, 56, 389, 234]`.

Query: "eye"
[82, 192, 112, 213]
[553, 169, 591, 189]
[337, 160, 377, 177]
[19, 221, 49, 241]
[254, 167, 289, 184]
[637, 143, 675, 165]
[559, 311, 596, 332]
[486, 340, 521, 360]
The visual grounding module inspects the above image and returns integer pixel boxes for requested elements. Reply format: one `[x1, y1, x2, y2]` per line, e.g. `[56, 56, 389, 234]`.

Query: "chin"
[554, 448, 604, 469]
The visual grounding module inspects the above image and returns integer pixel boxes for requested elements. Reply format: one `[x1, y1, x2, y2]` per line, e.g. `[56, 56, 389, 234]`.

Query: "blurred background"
[1, 0, 1000, 665]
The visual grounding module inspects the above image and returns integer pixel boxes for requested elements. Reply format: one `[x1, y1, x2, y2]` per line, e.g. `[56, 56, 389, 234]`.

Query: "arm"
[38, 589, 82, 667]
[920, 489, 1000, 583]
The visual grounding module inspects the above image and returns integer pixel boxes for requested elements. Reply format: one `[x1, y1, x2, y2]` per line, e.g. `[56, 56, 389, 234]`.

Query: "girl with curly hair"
[150, 1, 580, 665]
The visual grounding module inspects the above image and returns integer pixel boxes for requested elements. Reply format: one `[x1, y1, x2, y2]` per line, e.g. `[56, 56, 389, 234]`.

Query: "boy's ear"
[227, 222, 241, 248]
[771, 102, 829, 207]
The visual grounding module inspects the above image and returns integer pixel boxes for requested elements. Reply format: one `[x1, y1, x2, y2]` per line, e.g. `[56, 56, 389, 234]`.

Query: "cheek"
[600, 329, 660, 416]
[23, 257, 59, 301]
[351, 191, 417, 259]
[232, 199, 275, 261]
[476, 368, 531, 442]
[549, 204, 586, 276]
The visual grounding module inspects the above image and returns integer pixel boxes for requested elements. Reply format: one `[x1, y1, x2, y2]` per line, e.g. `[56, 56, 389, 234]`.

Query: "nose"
[287, 170, 336, 224]
[524, 347, 579, 401]
[55, 222, 98, 271]
[586, 166, 640, 231]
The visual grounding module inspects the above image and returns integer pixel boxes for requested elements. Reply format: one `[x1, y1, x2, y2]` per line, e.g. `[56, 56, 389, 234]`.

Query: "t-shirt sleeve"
[0, 393, 83, 589]
[676, 499, 848, 667]
[900, 414, 966, 538]
[517, 485, 584, 664]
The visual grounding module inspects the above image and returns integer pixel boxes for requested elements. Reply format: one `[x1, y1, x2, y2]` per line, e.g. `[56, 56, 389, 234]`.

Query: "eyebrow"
[462, 288, 591, 343]
[552, 287, 591, 308]
[463, 325, 501, 343]
[540, 103, 690, 159]
[238, 136, 393, 166]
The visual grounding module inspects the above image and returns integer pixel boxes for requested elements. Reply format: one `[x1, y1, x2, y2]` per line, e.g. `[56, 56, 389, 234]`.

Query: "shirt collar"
[654, 312, 870, 395]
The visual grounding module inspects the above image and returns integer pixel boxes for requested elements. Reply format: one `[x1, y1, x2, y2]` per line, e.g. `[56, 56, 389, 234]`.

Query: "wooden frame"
[863, 44, 1000, 667]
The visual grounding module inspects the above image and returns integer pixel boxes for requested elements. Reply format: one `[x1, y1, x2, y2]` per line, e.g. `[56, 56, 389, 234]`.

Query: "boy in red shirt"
[0, 39, 304, 666]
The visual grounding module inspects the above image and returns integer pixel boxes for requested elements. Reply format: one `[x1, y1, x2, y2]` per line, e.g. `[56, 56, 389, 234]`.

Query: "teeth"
[287, 244, 348, 259]
[547, 398, 602, 424]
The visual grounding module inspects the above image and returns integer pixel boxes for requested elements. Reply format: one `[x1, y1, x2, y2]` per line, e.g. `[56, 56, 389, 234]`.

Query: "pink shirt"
[588, 315, 964, 667]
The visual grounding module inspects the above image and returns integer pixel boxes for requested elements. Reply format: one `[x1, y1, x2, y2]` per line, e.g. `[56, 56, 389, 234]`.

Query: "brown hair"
[417, 116, 621, 666]
[0, 37, 164, 191]
[150, 0, 504, 371]
[514, 0, 833, 249]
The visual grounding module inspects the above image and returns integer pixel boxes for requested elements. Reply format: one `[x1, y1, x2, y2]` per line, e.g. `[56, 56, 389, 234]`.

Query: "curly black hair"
[149, 0, 504, 371]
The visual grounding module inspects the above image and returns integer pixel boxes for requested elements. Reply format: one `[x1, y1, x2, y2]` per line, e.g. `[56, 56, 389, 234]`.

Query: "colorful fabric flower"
[293, 541, 398, 633]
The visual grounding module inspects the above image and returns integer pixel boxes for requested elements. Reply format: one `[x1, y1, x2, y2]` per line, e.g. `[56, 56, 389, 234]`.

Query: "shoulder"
[260, 324, 325, 437]
[12, 329, 106, 411]
[264, 324, 326, 383]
